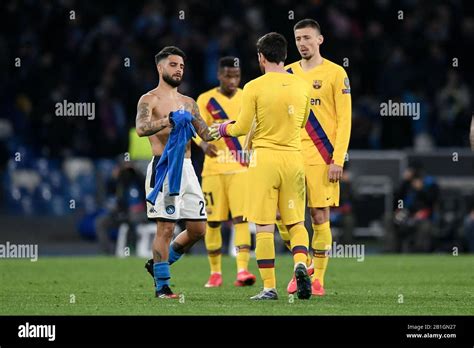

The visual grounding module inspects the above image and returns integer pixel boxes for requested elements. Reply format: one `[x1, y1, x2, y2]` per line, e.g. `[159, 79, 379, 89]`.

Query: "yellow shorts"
[305, 164, 340, 208]
[245, 148, 306, 225]
[201, 171, 247, 221]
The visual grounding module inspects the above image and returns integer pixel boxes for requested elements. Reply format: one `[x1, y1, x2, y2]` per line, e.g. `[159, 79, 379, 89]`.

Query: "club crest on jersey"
[313, 80, 322, 89]
[166, 205, 175, 215]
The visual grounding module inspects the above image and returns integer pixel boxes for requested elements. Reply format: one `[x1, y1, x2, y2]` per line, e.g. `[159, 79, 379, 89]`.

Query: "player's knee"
[207, 221, 221, 228]
[285, 221, 304, 232]
[192, 229, 206, 240]
[157, 222, 175, 239]
[313, 215, 328, 225]
[205, 225, 222, 250]
[189, 223, 206, 240]
[310, 208, 329, 225]
[255, 224, 274, 233]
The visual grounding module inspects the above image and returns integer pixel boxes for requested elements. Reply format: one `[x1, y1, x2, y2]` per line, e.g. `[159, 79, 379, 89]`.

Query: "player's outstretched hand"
[328, 163, 343, 183]
[208, 124, 221, 140]
[200, 142, 219, 157]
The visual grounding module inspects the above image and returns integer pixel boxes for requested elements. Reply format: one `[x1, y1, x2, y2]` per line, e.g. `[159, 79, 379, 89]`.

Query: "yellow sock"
[234, 222, 251, 272]
[255, 232, 275, 289]
[312, 222, 332, 286]
[277, 220, 311, 266]
[306, 251, 313, 268]
[276, 219, 291, 251]
[205, 224, 222, 274]
[288, 224, 309, 266]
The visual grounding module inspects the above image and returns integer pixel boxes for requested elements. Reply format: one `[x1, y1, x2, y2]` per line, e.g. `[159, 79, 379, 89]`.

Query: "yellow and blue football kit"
[283, 58, 352, 289]
[196, 88, 248, 222]
[285, 58, 352, 207]
[196, 88, 253, 281]
[225, 72, 311, 225]
[223, 71, 312, 290]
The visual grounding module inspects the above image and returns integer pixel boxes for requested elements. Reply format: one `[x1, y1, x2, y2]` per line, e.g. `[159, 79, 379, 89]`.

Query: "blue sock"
[168, 244, 184, 265]
[153, 262, 170, 292]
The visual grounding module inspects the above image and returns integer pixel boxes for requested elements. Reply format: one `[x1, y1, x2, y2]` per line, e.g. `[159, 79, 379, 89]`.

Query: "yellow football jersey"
[226, 72, 311, 151]
[196, 87, 247, 176]
[285, 58, 352, 166]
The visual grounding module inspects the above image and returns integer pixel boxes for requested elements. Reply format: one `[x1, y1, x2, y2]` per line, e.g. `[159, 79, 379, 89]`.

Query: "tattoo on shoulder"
[180, 99, 197, 117]
[137, 103, 150, 119]
[191, 101, 200, 117]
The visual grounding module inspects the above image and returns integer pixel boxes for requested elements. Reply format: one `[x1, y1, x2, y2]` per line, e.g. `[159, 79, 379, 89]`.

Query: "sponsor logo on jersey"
[310, 98, 321, 106]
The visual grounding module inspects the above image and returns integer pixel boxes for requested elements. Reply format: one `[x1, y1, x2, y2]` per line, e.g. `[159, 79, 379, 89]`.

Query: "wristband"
[218, 120, 236, 137]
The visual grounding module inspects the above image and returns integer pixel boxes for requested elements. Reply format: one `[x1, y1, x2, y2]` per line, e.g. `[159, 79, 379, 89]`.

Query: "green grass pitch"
[1, 254, 473, 315]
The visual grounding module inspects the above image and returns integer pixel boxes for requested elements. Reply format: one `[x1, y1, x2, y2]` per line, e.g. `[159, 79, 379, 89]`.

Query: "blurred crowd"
[385, 163, 474, 253]
[0, 0, 473, 161]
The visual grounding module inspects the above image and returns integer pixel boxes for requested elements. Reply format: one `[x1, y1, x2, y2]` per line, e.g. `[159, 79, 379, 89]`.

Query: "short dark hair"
[218, 56, 240, 70]
[155, 46, 186, 65]
[256, 32, 287, 64]
[293, 18, 321, 34]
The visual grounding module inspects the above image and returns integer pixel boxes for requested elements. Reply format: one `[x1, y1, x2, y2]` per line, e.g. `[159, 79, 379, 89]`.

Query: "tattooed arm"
[185, 98, 215, 142]
[135, 94, 170, 137]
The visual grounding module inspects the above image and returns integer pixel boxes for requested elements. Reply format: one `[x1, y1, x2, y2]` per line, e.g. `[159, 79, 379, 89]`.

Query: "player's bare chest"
[154, 97, 190, 118]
